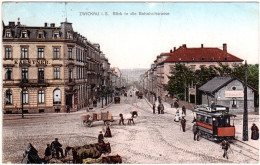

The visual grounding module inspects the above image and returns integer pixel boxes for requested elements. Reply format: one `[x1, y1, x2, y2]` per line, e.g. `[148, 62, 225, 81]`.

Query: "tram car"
[194, 105, 236, 141]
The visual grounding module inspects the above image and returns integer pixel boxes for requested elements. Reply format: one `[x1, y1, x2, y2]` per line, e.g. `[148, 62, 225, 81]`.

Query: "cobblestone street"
[2, 95, 259, 163]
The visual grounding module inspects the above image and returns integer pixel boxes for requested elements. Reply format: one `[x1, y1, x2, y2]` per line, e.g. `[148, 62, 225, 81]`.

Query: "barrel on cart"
[82, 111, 114, 127]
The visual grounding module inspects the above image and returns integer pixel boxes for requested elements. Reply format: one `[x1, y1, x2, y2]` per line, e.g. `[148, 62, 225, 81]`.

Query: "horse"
[102, 154, 122, 164]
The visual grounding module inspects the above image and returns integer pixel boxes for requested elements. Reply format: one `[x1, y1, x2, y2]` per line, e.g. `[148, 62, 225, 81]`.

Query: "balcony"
[20, 79, 49, 87]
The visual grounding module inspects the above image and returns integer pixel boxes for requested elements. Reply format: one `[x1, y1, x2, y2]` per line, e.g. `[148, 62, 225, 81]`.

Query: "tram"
[194, 105, 236, 141]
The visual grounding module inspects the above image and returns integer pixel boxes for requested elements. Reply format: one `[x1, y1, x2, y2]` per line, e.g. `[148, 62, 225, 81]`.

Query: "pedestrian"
[221, 139, 230, 159]
[157, 104, 161, 114]
[119, 113, 125, 125]
[104, 126, 112, 137]
[50, 138, 64, 159]
[44, 144, 52, 161]
[153, 103, 156, 114]
[86, 104, 89, 112]
[182, 106, 186, 116]
[161, 103, 165, 114]
[180, 117, 186, 132]
[192, 123, 199, 141]
[251, 123, 259, 140]
[98, 131, 104, 143]
[174, 101, 179, 110]
[192, 117, 197, 124]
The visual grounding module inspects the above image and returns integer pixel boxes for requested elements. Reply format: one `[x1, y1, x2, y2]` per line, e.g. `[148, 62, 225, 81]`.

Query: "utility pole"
[21, 87, 24, 118]
[243, 60, 248, 141]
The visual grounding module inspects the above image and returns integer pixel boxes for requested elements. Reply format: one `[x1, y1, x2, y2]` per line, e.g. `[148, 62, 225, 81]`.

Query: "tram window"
[205, 117, 209, 124]
[200, 116, 205, 122]
[225, 117, 230, 126]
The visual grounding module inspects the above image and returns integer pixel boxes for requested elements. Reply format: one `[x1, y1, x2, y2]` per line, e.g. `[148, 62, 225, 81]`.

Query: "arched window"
[38, 90, 45, 103]
[53, 89, 61, 104]
[5, 90, 12, 105]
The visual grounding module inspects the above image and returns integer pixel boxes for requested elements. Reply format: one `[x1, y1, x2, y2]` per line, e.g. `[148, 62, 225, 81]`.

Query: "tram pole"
[243, 60, 248, 141]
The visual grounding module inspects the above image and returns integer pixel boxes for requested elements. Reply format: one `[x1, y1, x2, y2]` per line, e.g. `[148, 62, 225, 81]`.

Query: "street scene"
[3, 89, 259, 163]
[2, 2, 259, 164]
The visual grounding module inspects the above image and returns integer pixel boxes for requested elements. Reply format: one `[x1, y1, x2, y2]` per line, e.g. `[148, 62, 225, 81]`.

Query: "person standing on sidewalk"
[182, 106, 186, 116]
[174, 101, 179, 111]
[157, 104, 161, 114]
[180, 117, 186, 132]
[153, 103, 156, 114]
[160, 103, 165, 114]
[251, 123, 259, 140]
[193, 123, 199, 141]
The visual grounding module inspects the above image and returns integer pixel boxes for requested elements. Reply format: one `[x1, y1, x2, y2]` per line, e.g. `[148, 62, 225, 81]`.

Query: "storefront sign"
[225, 90, 243, 98]
[14, 60, 50, 65]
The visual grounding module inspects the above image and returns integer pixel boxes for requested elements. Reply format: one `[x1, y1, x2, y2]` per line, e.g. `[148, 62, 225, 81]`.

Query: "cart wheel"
[87, 121, 93, 127]
[105, 121, 111, 126]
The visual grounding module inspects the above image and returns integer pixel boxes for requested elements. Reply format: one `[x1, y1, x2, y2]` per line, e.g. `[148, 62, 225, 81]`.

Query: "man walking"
[98, 131, 104, 143]
[221, 139, 230, 159]
[193, 123, 199, 141]
[182, 106, 186, 116]
[157, 104, 161, 114]
[119, 113, 125, 125]
[180, 117, 186, 132]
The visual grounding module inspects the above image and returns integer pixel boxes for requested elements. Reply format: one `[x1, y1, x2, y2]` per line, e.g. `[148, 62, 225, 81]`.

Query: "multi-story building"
[2, 20, 107, 113]
[145, 43, 244, 101]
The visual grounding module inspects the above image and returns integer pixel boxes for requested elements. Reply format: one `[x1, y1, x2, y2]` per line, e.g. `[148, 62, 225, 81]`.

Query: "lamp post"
[243, 61, 248, 141]
[21, 87, 25, 118]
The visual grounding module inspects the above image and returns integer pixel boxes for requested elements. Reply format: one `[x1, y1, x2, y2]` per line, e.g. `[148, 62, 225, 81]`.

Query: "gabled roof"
[198, 76, 257, 94]
[164, 47, 243, 63]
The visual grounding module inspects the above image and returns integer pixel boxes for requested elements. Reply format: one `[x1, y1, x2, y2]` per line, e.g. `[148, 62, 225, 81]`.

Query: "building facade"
[2, 21, 112, 113]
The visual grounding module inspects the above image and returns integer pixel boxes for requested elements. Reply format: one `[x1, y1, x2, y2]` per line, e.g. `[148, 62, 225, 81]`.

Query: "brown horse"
[102, 154, 122, 164]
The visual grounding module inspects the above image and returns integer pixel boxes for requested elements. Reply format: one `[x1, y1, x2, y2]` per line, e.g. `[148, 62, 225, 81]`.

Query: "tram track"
[124, 95, 259, 163]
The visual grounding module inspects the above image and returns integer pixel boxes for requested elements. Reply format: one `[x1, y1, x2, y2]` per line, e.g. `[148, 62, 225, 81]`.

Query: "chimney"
[9, 22, 15, 26]
[174, 47, 176, 51]
[223, 43, 227, 52]
[182, 44, 186, 48]
[201, 44, 203, 48]
[44, 22, 48, 27]
[50, 23, 55, 27]
[170, 49, 173, 53]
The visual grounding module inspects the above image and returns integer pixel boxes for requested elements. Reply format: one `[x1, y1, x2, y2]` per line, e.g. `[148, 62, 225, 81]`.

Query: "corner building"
[2, 21, 103, 113]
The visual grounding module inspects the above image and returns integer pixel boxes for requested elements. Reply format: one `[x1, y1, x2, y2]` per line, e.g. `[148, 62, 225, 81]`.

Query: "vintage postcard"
[1, 1, 259, 164]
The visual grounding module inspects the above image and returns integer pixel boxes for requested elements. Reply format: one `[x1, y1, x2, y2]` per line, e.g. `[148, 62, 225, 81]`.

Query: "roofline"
[163, 60, 244, 64]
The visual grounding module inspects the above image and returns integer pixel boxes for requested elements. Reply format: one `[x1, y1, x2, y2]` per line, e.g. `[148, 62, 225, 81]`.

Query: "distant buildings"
[2, 20, 120, 113]
[140, 43, 244, 104]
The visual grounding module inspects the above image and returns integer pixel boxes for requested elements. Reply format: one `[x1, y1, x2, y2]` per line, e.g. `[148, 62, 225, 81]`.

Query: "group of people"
[152, 103, 165, 114]
[44, 138, 64, 161]
[98, 126, 113, 144]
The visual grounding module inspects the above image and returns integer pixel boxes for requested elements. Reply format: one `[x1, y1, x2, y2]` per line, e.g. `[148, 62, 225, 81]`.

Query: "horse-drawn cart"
[82, 111, 114, 127]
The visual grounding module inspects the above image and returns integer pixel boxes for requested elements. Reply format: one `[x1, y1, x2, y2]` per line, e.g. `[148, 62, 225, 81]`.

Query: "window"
[68, 48, 73, 59]
[5, 47, 12, 59]
[21, 31, 28, 38]
[231, 98, 237, 108]
[5, 90, 12, 105]
[38, 48, 44, 59]
[191, 57, 195, 60]
[190, 65, 196, 71]
[22, 90, 29, 104]
[53, 32, 59, 39]
[21, 68, 28, 82]
[5, 68, 12, 80]
[38, 31, 44, 38]
[53, 48, 60, 59]
[6, 31, 11, 38]
[54, 67, 60, 79]
[170, 66, 174, 73]
[178, 58, 182, 61]
[69, 68, 73, 82]
[53, 89, 61, 104]
[232, 86, 236, 90]
[38, 68, 44, 83]
[21, 47, 28, 59]
[201, 57, 205, 60]
[38, 90, 45, 103]
[210, 57, 214, 60]
[224, 57, 228, 60]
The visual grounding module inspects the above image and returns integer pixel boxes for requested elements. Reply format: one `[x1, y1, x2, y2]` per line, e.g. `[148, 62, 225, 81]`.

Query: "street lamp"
[243, 61, 248, 141]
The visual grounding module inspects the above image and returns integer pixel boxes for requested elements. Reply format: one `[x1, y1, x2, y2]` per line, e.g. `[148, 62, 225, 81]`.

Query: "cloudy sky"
[2, 2, 259, 69]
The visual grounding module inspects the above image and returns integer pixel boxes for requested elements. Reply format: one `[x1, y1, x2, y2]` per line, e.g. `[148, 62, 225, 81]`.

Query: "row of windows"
[4, 29, 64, 39]
[5, 67, 60, 81]
[4, 47, 60, 59]
[5, 89, 61, 105]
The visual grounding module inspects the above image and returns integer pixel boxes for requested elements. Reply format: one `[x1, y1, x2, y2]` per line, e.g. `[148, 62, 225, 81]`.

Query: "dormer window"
[38, 31, 44, 39]
[53, 31, 60, 39]
[191, 57, 195, 60]
[210, 57, 214, 60]
[67, 32, 72, 39]
[178, 58, 182, 60]
[201, 57, 205, 60]
[224, 57, 228, 60]
[5, 30, 12, 38]
[21, 31, 28, 38]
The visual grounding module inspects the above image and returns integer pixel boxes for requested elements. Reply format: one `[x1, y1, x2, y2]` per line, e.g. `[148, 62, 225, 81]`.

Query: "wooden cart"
[82, 111, 114, 127]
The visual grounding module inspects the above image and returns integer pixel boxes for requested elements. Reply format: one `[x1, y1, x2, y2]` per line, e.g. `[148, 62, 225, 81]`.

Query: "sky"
[2, 2, 259, 69]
